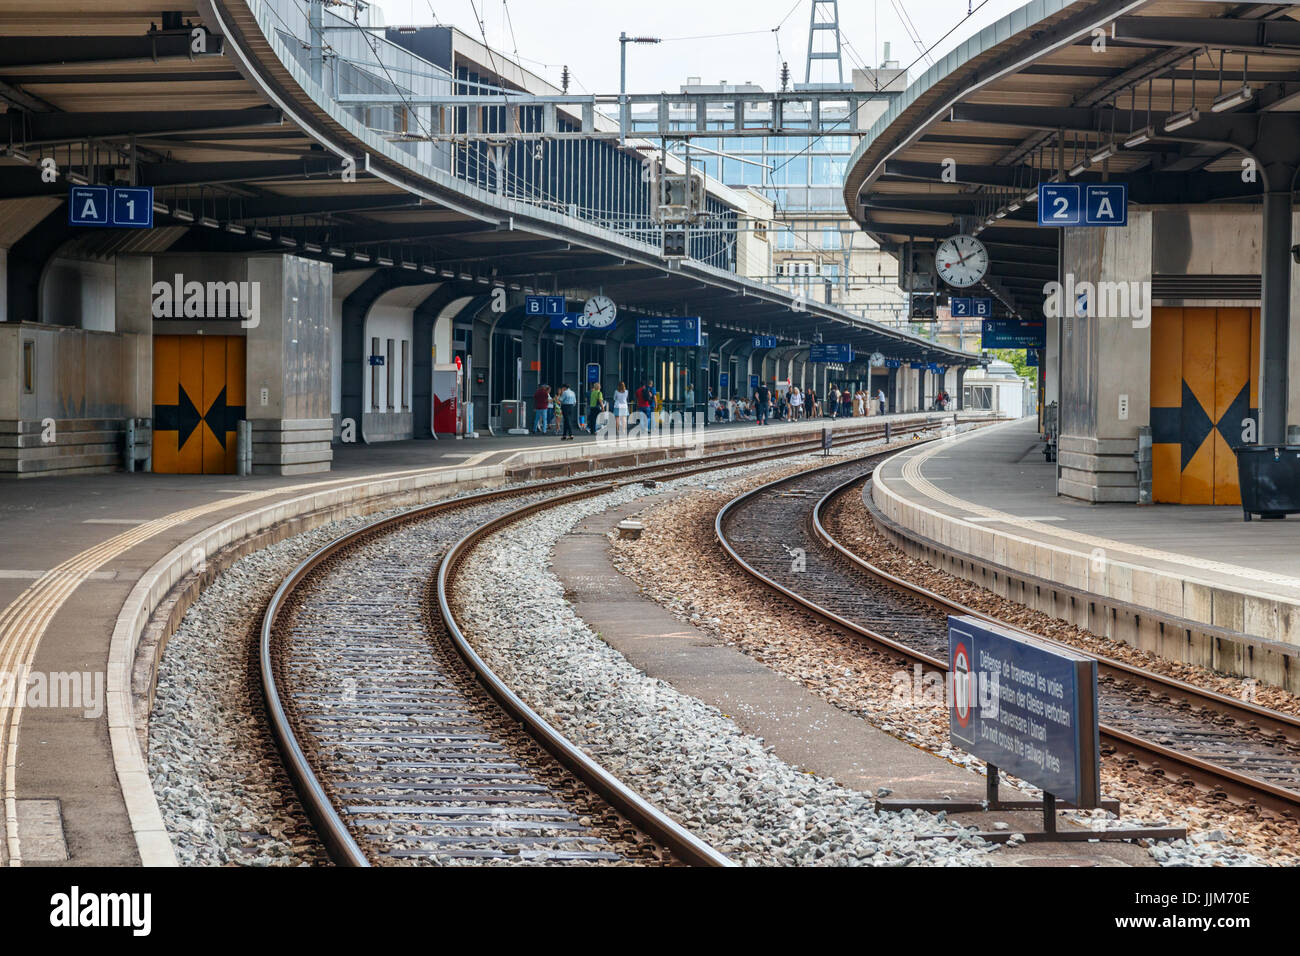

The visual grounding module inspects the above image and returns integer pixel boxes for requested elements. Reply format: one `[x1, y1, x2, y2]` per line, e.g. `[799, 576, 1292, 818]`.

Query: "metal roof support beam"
[880, 159, 1035, 188]
[0, 30, 225, 69]
[0, 107, 281, 145]
[1112, 16, 1300, 54]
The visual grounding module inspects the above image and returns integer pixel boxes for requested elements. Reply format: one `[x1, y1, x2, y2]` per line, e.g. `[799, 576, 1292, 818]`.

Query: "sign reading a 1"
[68, 186, 155, 228]
[1037, 183, 1128, 227]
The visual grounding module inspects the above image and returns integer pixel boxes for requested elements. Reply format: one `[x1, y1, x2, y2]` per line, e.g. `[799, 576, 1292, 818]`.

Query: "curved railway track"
[260, 420, 953, 865]
[715, 453, 1300, 821]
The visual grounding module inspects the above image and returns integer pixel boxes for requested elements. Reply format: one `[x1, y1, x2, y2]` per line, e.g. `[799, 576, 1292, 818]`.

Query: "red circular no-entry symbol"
[953, 642, 973, 727]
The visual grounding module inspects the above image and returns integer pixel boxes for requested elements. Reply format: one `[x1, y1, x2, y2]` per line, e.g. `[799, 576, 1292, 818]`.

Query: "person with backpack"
[635, 379, 656, 436]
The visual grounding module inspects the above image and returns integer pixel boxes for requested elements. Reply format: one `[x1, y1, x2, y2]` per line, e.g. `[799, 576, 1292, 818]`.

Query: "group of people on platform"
[531, 377, 897, 440]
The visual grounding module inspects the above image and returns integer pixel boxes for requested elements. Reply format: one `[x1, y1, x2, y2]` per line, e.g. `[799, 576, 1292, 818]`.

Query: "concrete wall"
[40, 257, 115, 330]
[0, 323, 142, 476]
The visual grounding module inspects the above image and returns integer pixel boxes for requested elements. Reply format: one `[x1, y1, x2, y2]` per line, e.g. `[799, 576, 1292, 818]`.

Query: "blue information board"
[586, 362, 601, 386]
[700, 333, 710, 370]
[1025, 349, 1040, 367]
[948, 615, 1100, 807]
[809, 343, 854, 363]
[719, 372, 729, 390]
[111, 186, 153, 228]
[752, 335, 778, 349]
[636, 316, 701, 347]
[1038, 183, 1127, 227]
[368, 355, 385, 366]
[68, 186, 110, 226]
[981, 319, 1046, 349]
[749, 374, 759, 390]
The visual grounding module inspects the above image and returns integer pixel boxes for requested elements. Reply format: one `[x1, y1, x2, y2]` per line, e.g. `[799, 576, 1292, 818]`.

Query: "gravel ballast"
[451, 452, 1000, 866]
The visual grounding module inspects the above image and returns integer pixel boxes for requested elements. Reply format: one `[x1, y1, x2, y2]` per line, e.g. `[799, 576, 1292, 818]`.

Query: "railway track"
[260, 420, 954, 865]
[715, 453, 1300, 821]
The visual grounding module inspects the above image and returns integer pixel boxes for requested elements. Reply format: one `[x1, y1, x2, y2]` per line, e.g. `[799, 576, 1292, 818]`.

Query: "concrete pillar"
[1261, 188, 1293, 444]
[114, 255, 152, 418]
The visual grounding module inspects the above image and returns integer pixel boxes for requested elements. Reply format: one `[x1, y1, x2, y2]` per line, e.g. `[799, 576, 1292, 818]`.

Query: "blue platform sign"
[111, 186, 153, 228]
[68, 186, 110, 226]
[719, 372, 729, 390]
[1026, 349, 1040, 367]
[981, 319, 1046, 349]
[368, 355, 385, 366]
[700, 333, 710, 369]
[972, 297, 993, 318]
[949, 297, 973, 318]
[1084, 183, 1127, 226]
[752, 335, 778, 349]
[636, 316, 701, 347]
[525, 295, 567, 316]
[549, 313, 580, 330]
[749, 374, 759, 390]
[884, 358, 902, 369]
[1038, 183, 1127, 227]
[948, 615, 1100, 808]
[809, 343, 854, 363]
[586, 362, 601, 386]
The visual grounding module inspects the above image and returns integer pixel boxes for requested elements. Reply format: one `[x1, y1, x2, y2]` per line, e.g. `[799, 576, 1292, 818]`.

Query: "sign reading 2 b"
[1037, 183, 1127, 227]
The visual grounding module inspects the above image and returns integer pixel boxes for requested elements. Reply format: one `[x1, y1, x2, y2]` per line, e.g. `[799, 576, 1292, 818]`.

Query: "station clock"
[934, 235, 989, 289]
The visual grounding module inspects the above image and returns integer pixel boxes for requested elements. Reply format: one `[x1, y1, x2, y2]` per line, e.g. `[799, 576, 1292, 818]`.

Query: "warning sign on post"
[948, 615, 1100, 808]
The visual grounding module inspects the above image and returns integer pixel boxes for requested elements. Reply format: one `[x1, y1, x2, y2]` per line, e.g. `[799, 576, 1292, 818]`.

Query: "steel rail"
[713, 455, 1300, 819]
[261, 421, 933, 866]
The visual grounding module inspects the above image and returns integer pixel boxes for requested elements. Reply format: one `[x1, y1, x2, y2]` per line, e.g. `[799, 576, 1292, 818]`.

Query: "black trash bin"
[1235, 445, 1300, 521]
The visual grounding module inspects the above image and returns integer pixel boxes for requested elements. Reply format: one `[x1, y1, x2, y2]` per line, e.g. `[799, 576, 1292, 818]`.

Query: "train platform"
[0, 410, 940, 867]
[870, 418, 1300, 692]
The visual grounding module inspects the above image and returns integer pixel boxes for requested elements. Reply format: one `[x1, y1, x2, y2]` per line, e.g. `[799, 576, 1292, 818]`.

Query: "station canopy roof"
[844, 0, 1300, 322]
[0, 0, 971, 367]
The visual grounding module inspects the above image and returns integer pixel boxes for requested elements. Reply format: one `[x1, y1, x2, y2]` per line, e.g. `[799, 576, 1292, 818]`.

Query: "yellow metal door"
[1150, 308, 1259, 504]
[152, 335, 246, 474]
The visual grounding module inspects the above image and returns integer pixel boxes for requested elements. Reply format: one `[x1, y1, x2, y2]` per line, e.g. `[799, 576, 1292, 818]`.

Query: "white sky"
[369, 0, 1027, 93]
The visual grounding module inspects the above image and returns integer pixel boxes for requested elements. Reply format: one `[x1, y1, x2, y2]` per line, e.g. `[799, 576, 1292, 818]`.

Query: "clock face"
[582, 295, 617, 328]
[935, 235, 988, 288]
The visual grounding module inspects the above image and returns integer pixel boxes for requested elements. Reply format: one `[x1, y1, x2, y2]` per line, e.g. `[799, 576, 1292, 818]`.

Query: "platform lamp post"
[619, 33, 661, 145]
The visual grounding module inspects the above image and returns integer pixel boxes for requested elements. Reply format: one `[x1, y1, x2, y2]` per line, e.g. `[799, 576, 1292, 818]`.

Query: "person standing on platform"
[636, 380, 655, 436]
[559, 383, 577, 441]
[684, 383, 695, 425]
[806, 387, 817, 418]
[877, 387, 887, 415]
[828, 385, 839, 418]
[533, 383, 550, 435]
[789, 386, 802, 421]
[587, 381, 604, 435]
[753, 380, 771, 425]
[613, 381, 630, 438]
